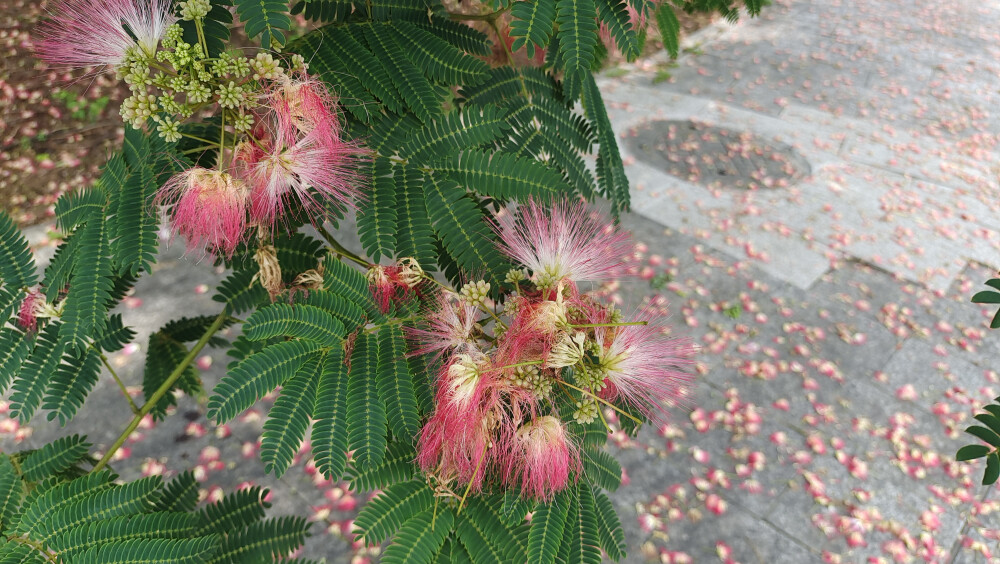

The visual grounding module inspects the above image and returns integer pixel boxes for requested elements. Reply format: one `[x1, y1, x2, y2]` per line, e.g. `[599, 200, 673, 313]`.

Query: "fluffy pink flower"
[505, 415, 579, 501]
[17, 288, 46, 332]
[417, 354, 500, 491]
[241, 120, 363, 229]
[269, 75, 343, 141]
[155, 168, 249, 257]
[406, 293, 480, 361]
[35, 0, 176, 70]
[596, 306, 696, 424]
[496, 200, 632, 288]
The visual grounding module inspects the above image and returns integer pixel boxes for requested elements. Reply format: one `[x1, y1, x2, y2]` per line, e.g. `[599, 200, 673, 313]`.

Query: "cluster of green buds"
[116, 1, 307, 142]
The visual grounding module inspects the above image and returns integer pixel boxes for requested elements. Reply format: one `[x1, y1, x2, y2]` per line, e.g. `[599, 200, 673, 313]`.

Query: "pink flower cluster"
[156, 73, 365, 257]
[410, 200, 696, 501]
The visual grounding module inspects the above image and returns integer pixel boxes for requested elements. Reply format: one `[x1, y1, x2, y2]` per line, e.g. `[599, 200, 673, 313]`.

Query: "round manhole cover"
[625, 120, 810, 190]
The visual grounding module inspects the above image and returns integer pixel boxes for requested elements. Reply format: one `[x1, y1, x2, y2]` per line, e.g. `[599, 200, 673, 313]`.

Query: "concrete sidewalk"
[5, 0, 1000, 561]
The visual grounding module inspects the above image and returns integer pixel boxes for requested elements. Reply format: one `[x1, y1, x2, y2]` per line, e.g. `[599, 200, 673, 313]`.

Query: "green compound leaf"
[213, 269, 270, 315]
[463, 495, 529, 562]
[377, 325, 421, 441]
[74, 535, 220, 564]
[597, 0, 640, 60]
[394, 166, 438, 270]
[403, 106, 510, 163]
[209, 515, 309, 562]
[196, 486, 268, 535]
[0, 455, 22, 530]
[655, 2, 681, 59]
[437, 149, 566, 199]
[0, 326, 32, 395]
[20, 435, 92, 483]
[153, 472, 200, 513]
[42, 346, 102, 426]
[510, 0, 555, 58]
[261, 356, 322, 478]
[59, 212, 113, 350]
[298, 289, 367, 334]
[582, 448, 622, 492]
[348, 331, 388, 471]
[422, 174, 509, 284]
[244, 303, 344, 346]
[0, 210, 37, 290]
[362, 22, 441, 122]
[54, 187, 106, 233]
[528, 489, 571, 564]
[207, 340, 322, 424]
[592, 488, 626, 561]
[348, 441, 416, 493]
[389, 20, 490, 86]
[353, 479, 433, 546]
[555, 0, 600, 84]
[323, 256, 383, 322]
[580, 73, 630, 211]
[50, 513, 201, 559]
[358, 157, 399, 262]
[234, 0, 290, 49]
[561, 484, 601, 564]
[311, 347, 350, 481]
[10, 322, 67, 423]
[381, 508, 454, 564]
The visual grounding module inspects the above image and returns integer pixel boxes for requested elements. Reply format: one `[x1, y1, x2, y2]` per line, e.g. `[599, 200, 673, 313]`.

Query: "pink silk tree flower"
[496, 199, 632, 289]
[406, 292, 481, 361]
[595, 306, 697, 425]
[241, 119, 363, 229]
[417, 354, 505, 493]
[269, 74, 344, 142]
[35, 0, 176, 70]
[17, 288, 46, 332]
[505, 415, 579, 501]
[155, 168, 249, 257]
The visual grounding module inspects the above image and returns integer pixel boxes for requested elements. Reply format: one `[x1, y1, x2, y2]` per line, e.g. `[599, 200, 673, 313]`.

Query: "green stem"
[555, 378, 644, 426]
[92, 310, 229, 473]
[456, 447, 488, 515]
[217, 112, 226, 171]
[181, 144, 216, 155]
[317, 224, 371, 268]
[571, 321, 649, 328]
[447, 7, 509, 21]
[486, 17, 530, 99]
[194, 17, 209, 55]
[101, 354, 140, 415]
[180, 132, 216, 145]
[495, 359, 543, 371]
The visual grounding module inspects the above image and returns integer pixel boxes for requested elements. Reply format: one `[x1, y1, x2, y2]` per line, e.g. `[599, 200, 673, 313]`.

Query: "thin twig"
[92, 309, 229, 473]
[101, 354, 140, 415]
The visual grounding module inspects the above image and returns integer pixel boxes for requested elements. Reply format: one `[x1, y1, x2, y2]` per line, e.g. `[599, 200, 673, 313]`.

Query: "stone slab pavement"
[5, 0, 1000, 562]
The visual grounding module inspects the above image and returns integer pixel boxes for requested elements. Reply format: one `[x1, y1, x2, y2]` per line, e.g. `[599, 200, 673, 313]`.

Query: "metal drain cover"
[625, 120, 810, 190]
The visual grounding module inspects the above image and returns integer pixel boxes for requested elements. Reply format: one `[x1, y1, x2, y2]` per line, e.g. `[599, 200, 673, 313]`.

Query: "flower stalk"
[92, 309, 230, 473]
